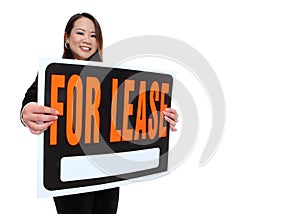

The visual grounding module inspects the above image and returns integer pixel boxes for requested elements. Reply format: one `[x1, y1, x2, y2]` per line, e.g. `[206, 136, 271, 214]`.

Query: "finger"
[164, 108, 178, 115]
[170, 125, 177, 132]
[24, 103, 59, 115]
[29, 129, 43, 135]
[29, 128, 48, 135]
[34, 105, 60, 115]
[164, 115, 177, 127]
[24, 114, 58, 124]
[35, 114, 58, 123]
[165, 116, 178, 132]
[164, 107, 174, 112]
[163, 116, 178, 132]
[27, 121, 53, 132]
[163, 110, 178, 122]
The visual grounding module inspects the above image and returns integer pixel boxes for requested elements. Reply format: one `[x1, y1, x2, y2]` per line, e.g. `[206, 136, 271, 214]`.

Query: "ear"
[64, 32, 69, 43]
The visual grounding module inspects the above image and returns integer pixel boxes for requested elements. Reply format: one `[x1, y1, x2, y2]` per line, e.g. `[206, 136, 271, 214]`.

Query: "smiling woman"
[20, 12, 179, 214]
[63, 13, 103, 61]
[65, 18, 98, 60]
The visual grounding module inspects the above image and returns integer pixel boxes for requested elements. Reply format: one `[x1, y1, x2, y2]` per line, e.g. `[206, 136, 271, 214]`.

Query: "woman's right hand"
[21, 102, 59, 135]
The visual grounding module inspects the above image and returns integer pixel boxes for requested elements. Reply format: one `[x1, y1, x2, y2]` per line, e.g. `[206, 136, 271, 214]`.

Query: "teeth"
[81, 47, 90, 51]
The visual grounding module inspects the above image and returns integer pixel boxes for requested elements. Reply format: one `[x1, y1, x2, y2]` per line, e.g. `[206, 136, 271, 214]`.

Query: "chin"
[77, 55, 92, 61]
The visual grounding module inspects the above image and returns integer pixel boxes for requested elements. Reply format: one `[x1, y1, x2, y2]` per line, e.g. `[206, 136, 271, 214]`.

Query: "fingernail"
[54, 116, 58, 120]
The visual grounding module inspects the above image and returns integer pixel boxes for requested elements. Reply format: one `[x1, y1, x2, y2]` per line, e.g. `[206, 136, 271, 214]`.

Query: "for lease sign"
[37, 59, 173, 197]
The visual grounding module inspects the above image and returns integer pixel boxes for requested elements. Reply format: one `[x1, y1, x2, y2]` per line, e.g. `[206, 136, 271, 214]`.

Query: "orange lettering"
[110, 78, 121, 142]
[50, 75, 65, 146]
[66, 75, 83, 146]
[134, 81, 147, 140]
[85, 77, 101, 144]
[159, 83, 170, 138]
[148, 81, 159, 140]
[122, 79, 135, 141]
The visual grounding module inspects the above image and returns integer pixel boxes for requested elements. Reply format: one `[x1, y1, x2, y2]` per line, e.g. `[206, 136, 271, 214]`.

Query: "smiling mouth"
[80, 46, 92, 52]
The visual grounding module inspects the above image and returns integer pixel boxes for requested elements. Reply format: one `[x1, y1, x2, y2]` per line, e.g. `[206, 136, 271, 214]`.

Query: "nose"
[83, 35, 91, 44]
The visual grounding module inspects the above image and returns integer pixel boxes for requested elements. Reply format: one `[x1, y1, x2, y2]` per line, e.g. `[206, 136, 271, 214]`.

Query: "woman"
[21, 12, 178, 214]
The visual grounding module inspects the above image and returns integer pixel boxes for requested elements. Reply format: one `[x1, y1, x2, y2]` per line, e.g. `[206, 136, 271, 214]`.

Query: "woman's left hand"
[163, 108, 179, 131]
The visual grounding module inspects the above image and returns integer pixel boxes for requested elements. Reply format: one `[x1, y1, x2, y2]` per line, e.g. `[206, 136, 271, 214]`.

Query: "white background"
[1, 0, 300, 213]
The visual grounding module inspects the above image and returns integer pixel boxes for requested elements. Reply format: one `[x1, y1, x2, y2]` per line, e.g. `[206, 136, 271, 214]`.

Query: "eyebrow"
[74, 28, 96, 33]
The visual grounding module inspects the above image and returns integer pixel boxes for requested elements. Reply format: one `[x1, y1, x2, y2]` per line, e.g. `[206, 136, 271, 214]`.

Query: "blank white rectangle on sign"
[60, 148, 160, 182]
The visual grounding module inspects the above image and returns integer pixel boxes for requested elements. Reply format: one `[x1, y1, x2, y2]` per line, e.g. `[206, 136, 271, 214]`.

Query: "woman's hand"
[163, 108, 179, 131]
[21, 102, 59, 135]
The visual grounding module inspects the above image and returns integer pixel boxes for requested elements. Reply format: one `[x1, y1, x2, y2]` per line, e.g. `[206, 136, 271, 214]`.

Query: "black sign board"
[40, 61, 173, 194]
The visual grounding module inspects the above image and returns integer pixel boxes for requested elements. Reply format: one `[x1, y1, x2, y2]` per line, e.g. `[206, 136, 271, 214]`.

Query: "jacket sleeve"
[20, 74, 38, 126]
[22, 74, 38, 108]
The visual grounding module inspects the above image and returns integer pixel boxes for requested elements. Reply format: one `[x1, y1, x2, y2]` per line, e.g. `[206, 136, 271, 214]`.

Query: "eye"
[91, 34, 96, 38]
[76, 31, 84, 35]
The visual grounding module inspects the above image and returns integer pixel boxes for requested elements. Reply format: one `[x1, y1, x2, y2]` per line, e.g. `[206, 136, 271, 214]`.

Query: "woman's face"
[66, 17, 98, 60]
